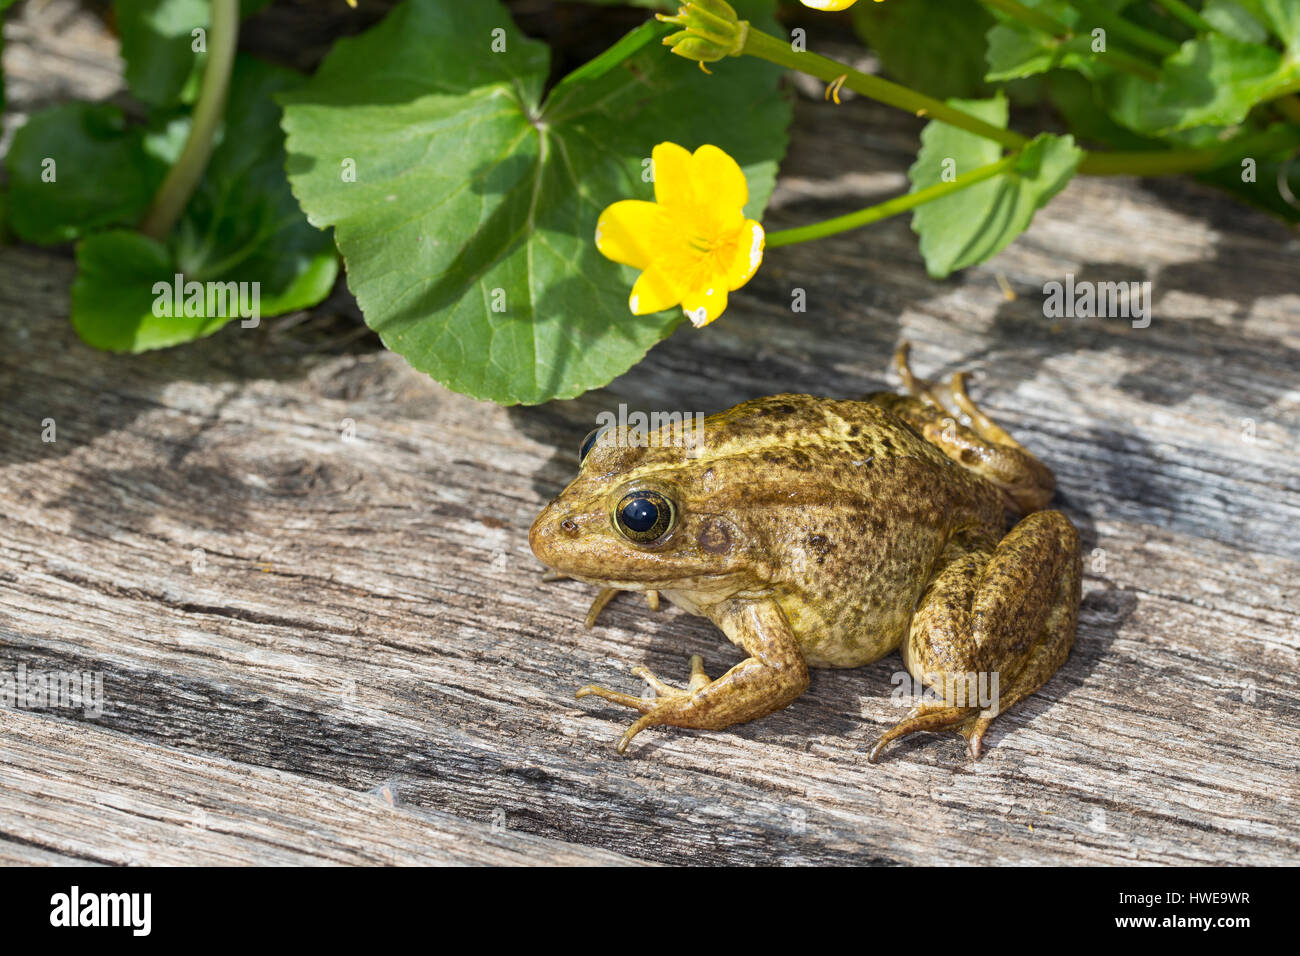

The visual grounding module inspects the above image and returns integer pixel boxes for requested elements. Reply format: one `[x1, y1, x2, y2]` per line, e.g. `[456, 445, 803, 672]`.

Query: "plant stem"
[765, 122, 1300, 248]
[1071, 0, 1179, 57]
[766, 154, 1020, 247]
[1079, 124, 1300, 176]
[741, 21, 1285, 183]
[1078, 147, 1224, 175]
[742, 26, 1030, 151]
[138, 0, 239, 241]
[1150, 0, 1216, 34]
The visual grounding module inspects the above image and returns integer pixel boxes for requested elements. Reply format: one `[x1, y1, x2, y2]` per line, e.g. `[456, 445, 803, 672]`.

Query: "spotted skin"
[530, 345, 1081, 760]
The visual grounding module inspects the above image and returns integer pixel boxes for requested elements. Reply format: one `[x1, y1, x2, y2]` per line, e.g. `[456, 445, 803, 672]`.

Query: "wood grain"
[0, 1, 1296, 866]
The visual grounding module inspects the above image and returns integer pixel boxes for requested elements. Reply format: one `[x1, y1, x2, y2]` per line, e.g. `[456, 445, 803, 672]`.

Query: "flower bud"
[655, 1, 748, 64]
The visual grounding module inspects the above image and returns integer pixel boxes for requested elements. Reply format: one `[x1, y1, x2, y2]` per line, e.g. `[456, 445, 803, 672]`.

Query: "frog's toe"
[575, 655, 710, 716]
[868, 704, 981, 763]
[631, 654, 711, 698]
[574, 682, 659, 714]
[958, 712, 996, 759]
[584, 588, 619, 627]
[581, 588, 661, 627]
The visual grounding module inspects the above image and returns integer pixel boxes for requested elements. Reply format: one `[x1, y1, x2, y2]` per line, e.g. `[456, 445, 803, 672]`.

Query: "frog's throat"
[565, 571, 756, 597]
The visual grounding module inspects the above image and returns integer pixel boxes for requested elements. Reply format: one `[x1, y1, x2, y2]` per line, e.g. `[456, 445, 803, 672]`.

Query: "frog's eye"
[578, 427, 609, 465]
[614, 490, 675, 544]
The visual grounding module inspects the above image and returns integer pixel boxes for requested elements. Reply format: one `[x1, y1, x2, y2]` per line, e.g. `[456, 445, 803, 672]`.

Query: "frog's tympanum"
[530, 345, 1081, 760]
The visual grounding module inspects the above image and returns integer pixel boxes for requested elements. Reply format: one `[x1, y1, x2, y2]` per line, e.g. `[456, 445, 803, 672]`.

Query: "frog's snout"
[529, 501, 582, 568]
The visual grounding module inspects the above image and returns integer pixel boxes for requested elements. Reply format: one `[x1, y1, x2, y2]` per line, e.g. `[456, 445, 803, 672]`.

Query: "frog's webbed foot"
[867, 703, 981, 763]
[574, 599, 810, 755]
[576, 654, 710, 708]
[868, 342, 1056, 514]
[870, 511, 1080, 763]
[575, 655, 714, 753]
[632, 654, 711, 697]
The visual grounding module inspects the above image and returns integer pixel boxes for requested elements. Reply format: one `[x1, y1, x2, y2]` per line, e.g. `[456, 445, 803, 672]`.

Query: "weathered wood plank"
[0, 0, 1296, 866]
[0, 710, 647, 865]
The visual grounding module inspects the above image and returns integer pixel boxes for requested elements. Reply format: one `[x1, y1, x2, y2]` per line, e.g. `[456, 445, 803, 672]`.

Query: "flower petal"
[629, 267, 681, 315]
[799, 0, 860, 10]
[651, 142, 695, 210]
[723, 219, 765, 290]
[596, 200, 668, 270]
[691, 144, 749, 213]
[681, 284, 729, 327]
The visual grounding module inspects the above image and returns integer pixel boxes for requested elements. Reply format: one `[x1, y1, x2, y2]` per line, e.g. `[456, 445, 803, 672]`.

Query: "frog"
[529, 343, 1081, 761]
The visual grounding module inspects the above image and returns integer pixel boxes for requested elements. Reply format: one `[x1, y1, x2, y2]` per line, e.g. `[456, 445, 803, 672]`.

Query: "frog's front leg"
[542, 574, 661, 627]
[575, 598, 809, 754]
[870, 510, 1081, 762]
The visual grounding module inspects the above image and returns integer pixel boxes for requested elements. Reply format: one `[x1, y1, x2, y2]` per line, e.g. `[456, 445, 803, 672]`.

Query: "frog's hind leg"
[866, 342, 1055, 514]
[869, 512, 1081, 762]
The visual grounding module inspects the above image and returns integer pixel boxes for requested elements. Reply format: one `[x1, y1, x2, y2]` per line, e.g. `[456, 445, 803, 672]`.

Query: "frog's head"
[529, 415, 768, 595]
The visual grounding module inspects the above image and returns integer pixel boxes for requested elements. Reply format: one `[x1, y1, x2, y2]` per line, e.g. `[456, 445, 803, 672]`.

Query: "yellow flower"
[799, 0, 878, 9]
[596, 142, 764, 328]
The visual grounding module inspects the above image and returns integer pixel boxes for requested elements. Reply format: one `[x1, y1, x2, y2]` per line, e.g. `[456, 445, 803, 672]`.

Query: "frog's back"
[699, 394, 1004, 667]
[703, 393, 988, 489]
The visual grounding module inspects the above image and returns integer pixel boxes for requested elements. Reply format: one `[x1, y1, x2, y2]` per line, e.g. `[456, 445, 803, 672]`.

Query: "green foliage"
[909, 95, 1082, 278]
[69, 58, 338, 351]
[5, 104, 168, 243]
[1107, 34, 1299, 135]
[5, 1, 335, 352]
[3, 0, 1298, 401]
[853, 0, 996, 99]
[280, 0, 789, 405]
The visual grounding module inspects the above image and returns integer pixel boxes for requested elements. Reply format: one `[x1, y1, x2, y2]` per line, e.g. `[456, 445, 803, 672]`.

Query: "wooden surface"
[1, 0, 1298, 866]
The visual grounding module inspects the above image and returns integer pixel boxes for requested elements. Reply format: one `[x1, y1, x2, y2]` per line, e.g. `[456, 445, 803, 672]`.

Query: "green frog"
[529, 344, 1081, 761]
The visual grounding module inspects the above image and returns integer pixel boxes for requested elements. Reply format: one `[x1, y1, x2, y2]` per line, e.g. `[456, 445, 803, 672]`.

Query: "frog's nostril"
[560, 517, 580, 537]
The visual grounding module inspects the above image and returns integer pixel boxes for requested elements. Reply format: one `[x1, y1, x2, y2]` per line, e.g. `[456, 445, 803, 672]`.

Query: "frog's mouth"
[530, 501, 753, 593]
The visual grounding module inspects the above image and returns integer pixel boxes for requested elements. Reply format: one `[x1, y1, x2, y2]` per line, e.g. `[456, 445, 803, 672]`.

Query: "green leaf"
[1195, 123, 1300, 225]
[1046, 69, 1159, 150]
[4, 103, 169, 244]
[982, 0, 1126, 84]
[70, 57, 337, 352]
[565, 0, 673, 8]
[986, 23, 1106, 82]
[280, 0, 790, 405]
[1233, 0, 1300, 49]
[853, 0, 994, 99]
[72, 231, 228, 351]
[1106, 34, 1299, 135]
[117, 0, 210, 109]
[908, 94, 1082, 278]
[115, 0, 275, 109]
[1203, 0, 1270, 44]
